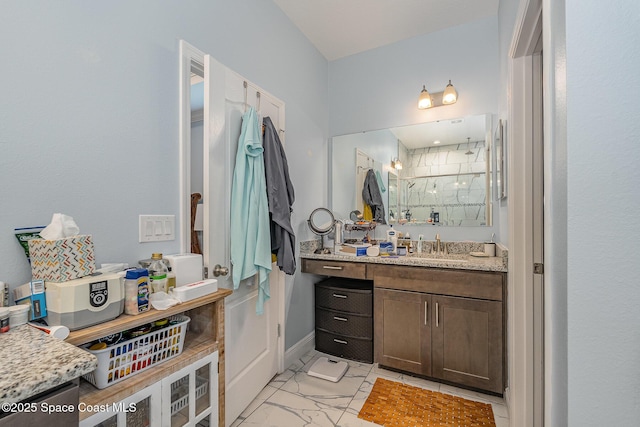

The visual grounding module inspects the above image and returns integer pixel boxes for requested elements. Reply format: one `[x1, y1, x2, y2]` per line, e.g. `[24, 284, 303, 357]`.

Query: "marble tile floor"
[230, 350, 509, 427]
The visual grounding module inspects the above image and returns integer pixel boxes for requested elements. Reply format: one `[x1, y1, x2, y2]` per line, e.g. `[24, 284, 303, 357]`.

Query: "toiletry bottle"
[124, 268, 150, 314]
[417, 235, 423, 254]
[386, 226, 397, 253]
[149, 253, 168, 293]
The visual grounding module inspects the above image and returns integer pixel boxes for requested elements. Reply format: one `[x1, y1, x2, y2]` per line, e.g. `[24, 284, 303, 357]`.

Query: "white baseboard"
[284, 331, 315, 371]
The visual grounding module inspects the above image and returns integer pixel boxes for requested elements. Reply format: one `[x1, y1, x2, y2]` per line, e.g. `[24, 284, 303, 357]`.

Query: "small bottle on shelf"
[124, 268, 150, 315]
[149, 253, 168, 293]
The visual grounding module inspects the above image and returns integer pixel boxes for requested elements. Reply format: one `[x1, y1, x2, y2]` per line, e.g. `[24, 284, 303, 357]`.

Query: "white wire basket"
[82, 315, 190, 389]
[170, 375, 209, 416]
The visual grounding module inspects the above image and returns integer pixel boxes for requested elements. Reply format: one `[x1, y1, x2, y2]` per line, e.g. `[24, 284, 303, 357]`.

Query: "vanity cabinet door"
[374, 288, 431, 376]
[431, 295, 503, 393]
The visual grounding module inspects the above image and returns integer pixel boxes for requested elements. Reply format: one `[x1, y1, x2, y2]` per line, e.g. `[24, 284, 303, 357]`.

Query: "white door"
[203, 55, 285, 426]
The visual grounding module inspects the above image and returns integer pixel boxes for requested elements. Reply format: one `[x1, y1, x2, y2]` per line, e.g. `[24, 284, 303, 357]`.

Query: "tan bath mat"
[358, 378, 496, 426]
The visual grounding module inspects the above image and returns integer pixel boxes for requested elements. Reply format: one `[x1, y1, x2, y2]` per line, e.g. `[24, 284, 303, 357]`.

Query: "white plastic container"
[0, 307, 9, 333]
[171, 279, 218, 302]
[124, 268, 150, 315]
[9, 304, 30, 327]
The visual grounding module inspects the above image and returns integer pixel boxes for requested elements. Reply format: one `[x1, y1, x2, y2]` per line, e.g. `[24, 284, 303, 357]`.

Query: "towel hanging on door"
[362, 169, 386, 224]
[230, 106, 272, 314]
[262, 116, 296, 275]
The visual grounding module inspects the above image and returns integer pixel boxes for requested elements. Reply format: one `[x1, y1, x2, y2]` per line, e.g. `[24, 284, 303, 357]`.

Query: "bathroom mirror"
[330, 114, 493, 226]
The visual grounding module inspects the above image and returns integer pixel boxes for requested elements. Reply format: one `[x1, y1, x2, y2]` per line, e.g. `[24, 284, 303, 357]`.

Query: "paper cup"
[484, 243, 496, 257]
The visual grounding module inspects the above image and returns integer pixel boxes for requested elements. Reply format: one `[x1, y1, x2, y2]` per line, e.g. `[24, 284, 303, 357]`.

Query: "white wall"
[0, 0, 328, 351]
[329, 16, 501, 244]
[565, 1, 640, 425]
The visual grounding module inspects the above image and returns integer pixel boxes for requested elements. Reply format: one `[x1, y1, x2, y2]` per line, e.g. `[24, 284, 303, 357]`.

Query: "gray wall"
[565, 1, 640, 425]
[328, 16, 501, 244]
[0, 1, 327, 351]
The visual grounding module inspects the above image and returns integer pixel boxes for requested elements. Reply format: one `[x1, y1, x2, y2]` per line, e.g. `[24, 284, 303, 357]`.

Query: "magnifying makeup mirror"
[308, 208, 335, 254]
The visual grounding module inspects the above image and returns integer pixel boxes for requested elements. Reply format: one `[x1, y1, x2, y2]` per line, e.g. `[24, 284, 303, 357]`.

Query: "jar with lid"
[0, 307, 10, 333]
[149, 253, 168, 293]
[124, 268, 150, 315]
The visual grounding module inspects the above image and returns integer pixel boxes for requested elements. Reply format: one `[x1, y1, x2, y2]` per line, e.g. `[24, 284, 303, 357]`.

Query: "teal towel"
[230, 107, 272, 314]
[375, 169, 386, 193]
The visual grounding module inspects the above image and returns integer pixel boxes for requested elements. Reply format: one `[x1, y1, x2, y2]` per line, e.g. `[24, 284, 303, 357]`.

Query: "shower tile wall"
[399, 141, 487, 226]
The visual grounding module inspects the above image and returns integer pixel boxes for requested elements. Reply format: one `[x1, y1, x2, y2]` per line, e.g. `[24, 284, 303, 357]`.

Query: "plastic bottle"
[124, 268, 150, 315]
[149, 253, 168, 293]
[386, 226, 398, 254]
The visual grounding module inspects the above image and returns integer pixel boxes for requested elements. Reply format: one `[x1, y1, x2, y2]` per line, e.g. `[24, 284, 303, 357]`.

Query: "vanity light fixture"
[391, 158, 403, 170]
[417, 85, 432, 109]
[417, 80, 458, 109]
[442, 80, 458, 104]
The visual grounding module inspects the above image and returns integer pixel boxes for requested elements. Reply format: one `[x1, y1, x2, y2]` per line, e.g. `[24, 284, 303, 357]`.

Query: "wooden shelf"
[66, 288, 232, 346]
[70, 288, 232, 426]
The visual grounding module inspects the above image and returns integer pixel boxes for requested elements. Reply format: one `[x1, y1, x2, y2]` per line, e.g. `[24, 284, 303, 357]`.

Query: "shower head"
[465, 137, 474, 155]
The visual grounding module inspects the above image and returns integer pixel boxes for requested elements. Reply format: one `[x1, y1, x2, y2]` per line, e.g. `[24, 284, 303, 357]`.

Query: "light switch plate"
[139, 215, 175, 242]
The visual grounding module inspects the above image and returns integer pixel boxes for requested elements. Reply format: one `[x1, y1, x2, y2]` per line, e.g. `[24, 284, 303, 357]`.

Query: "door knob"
[213, 264, 229, 277]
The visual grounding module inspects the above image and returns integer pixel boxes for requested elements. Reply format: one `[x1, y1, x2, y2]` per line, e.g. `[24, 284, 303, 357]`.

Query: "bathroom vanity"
[301, 245, 507, 395]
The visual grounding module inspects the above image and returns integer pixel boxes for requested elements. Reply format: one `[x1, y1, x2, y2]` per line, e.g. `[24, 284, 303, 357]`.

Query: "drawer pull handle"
[436, 302, 439, 327]
[334, 339, 348, 345]
[332, 293, 347, 299]
[333, 316, 348, 322]
[322, 265, 343, 270]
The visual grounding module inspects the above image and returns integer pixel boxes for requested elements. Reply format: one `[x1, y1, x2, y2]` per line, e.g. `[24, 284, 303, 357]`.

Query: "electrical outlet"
[139, 215, 175, 242]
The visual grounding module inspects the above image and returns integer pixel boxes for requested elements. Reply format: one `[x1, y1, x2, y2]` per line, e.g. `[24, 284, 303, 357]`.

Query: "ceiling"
[273, 0, 499, 61]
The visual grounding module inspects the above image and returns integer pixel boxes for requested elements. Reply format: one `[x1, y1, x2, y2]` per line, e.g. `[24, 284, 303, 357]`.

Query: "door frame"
[178, 40, 205, 254]
[507, 0, 542, 426]
[509, 0, 568, 426]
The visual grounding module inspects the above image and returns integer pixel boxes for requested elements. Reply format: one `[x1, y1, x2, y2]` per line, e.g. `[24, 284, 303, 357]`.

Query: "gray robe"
[362, 169, 386, 224]
[262, 117, 296, 275]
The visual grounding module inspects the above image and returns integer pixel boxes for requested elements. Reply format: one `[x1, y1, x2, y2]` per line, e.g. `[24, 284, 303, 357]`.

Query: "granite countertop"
[0, 324, 97, 403]
[300, 241, 508, 273]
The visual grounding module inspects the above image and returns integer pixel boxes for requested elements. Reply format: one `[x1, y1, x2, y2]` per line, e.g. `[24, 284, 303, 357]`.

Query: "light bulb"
[442, 80, 458, 105]
[418, 85, 432, 109]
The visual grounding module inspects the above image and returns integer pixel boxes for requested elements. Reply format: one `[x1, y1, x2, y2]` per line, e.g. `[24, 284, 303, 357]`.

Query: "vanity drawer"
[315, 329, 373, 364]
[302, 258, 367, 279]
[315, 279, 373, 316]
[315, 308, 373, 339]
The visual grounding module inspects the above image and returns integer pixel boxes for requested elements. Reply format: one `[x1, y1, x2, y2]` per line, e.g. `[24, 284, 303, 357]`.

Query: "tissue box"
[28, 235, 96, 282]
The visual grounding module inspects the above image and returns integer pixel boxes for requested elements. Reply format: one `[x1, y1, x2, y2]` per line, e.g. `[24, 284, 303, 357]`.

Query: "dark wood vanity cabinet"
[302, 257, 506, 394]
[372, 264, 505, 394]
[431, 295, 503, 393]
[374, 288, 431, 375]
